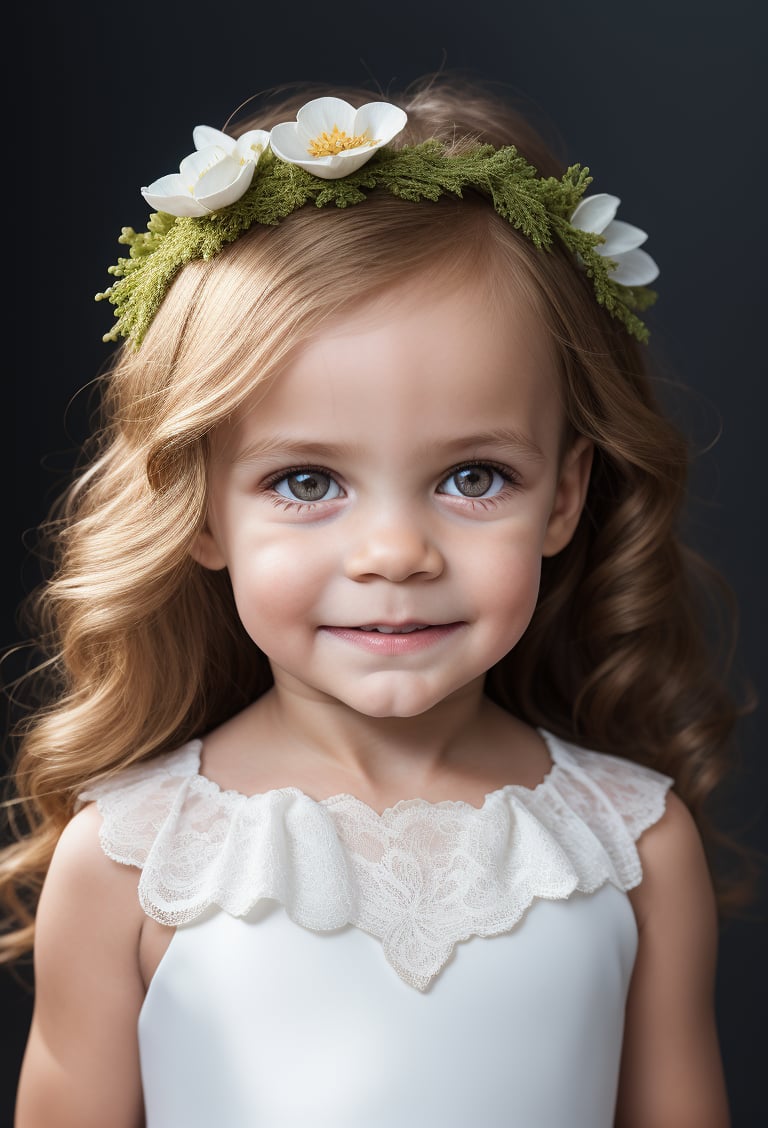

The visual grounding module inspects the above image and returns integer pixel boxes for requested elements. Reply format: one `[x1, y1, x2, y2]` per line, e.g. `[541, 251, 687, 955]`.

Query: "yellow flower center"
[239, 142, 264, 166]
[307, 124, 375, 157]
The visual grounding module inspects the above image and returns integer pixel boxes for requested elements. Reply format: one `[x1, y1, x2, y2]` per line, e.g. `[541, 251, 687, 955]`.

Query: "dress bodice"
[80, 729, 673, 1127]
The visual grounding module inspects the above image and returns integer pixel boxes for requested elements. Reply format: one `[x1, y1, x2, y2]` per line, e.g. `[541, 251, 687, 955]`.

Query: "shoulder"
[629, 789, 715, 929]
[36, 802, 145, 975]
[44, 802, 141, 899]
[545, 735, 674, 870]
[32, 802, 145, 1031]
[635, 787, 702, 856]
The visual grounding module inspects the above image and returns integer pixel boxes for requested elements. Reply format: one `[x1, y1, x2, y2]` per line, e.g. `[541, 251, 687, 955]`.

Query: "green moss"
[97, 143, 656, 347]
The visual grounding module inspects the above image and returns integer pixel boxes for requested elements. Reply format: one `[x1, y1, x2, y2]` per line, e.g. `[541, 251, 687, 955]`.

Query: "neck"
[256, 676, 509, 792]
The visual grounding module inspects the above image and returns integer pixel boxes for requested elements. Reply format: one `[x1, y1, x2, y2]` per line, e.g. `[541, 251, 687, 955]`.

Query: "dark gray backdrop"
[5, 0, 766, 1123]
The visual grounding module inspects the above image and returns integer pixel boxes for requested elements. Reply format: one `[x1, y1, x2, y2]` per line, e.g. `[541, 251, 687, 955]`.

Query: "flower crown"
[96, 97, 659, 347]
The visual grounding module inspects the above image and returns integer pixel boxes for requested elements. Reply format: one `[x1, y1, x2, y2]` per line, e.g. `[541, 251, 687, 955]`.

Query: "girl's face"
[194, 274, 592, 719]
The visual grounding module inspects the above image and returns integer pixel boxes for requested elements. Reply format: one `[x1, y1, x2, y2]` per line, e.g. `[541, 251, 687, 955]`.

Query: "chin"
[342, 681, 452, 720]
[357, 702, 435, 720]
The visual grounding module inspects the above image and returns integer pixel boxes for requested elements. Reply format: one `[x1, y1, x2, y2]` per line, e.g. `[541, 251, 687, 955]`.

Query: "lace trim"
[79, 731, 672, 991]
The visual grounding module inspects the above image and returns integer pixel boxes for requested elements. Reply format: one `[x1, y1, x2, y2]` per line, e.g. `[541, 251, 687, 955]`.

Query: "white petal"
[610, 247, 660, 286]
[141, 195, 211, 217]
[296, 97, 357, 142]
[178, 146, 228, 180]
[353, 102, 408, 143]
[599, 219, 648, 256]
[269, 122, 313, 162]
[571, 193, 621, 235]
[142, 172, 189, 197]
[232, 129, 270, 163]
[271, 99, 404, 179]
[271, 147, 380, 180]
[193, 125, 235, 153]
[194, 154, 246, 194]
[268, 154, 331, 176]
[141, 180, 211, 217]
[316, 149, 382, 177]
[197, 161, 256, 210]
[273, 150, 375, 179]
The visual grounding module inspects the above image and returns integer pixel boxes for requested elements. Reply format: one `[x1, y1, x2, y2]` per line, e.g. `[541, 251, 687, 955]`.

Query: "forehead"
[218, 273, 564, 457]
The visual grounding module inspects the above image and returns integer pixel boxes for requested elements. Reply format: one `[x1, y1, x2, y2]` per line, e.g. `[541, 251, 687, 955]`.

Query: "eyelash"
[261, 465, 341, 513]
[438, 461, 522, 509]
[260, 461, 522, 511]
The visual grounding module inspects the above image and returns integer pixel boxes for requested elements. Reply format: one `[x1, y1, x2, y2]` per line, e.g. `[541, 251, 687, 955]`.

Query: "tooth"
[356, 624, 430, 633]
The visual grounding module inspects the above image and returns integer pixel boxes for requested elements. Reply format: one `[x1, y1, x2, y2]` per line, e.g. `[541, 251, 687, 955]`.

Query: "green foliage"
[96, 143, 656, 347]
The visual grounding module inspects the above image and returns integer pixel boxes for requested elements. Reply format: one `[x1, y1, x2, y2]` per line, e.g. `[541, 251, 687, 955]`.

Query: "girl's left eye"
[438, 464, 511, 498]
[272, 470, 342, 503]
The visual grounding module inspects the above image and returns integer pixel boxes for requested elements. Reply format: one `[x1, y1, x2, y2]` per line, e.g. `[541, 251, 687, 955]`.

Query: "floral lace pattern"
[79, 732, 672, 991]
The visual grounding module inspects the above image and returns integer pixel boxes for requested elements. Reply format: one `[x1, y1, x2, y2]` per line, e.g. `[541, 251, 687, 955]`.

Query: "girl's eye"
[438, 464, 510, 498]
[272, 470, 342, 503]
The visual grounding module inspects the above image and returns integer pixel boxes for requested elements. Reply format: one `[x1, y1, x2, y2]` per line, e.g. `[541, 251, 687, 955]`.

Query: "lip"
[320, 623, 464, 655]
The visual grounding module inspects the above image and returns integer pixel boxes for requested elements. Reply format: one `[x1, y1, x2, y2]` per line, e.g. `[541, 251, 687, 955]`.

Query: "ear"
[542, 435, 594, 557]
[189, 525, 228, 571]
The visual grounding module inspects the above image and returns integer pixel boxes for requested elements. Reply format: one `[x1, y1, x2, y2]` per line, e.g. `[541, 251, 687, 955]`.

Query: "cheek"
[227, 536, 323, 629]
[475, 536, 543, 629]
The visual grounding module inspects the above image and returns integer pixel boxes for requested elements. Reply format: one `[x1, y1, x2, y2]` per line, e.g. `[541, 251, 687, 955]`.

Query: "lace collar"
[79, 731, 672, 990]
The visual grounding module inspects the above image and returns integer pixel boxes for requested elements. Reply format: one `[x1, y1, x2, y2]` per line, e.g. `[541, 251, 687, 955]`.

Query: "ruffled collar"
[79, 731, 672, 990]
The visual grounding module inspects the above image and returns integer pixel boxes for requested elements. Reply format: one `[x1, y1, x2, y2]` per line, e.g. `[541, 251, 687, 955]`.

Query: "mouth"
[354, 623, 433, 634]
[320, 622, 463, 653]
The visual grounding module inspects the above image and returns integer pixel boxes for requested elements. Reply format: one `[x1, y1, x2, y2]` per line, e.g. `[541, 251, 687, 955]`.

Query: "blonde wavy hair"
[1, 76, 752, 961]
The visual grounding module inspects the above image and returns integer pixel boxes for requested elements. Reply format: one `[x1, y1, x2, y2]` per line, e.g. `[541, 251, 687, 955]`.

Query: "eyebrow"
[440, 428, 546, 462]
[229, 436, 364, 466]
[229, 427, 546, 466]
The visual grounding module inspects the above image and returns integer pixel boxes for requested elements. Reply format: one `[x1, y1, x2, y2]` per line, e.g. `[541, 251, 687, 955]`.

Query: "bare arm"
[616, 791, 730, 1128]
[15, 804, 146, 1128]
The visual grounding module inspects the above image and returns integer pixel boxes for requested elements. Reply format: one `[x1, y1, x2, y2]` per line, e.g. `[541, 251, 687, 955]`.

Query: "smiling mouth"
[355, 624, 431, 634]
[321, 622, 463, 651]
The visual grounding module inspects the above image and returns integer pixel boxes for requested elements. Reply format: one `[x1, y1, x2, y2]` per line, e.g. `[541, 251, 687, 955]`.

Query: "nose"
[343, 516, 445, 583]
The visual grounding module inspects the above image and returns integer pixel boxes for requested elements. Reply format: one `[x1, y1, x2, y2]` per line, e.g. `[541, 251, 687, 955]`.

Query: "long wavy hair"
[1, 75, 754, 961]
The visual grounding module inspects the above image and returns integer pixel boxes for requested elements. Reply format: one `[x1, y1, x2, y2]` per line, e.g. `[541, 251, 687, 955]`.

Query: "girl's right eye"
[271, 470, 343, 504]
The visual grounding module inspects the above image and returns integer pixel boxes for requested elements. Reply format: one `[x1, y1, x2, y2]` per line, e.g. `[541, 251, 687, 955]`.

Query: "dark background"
[5, 0, 767, 1123]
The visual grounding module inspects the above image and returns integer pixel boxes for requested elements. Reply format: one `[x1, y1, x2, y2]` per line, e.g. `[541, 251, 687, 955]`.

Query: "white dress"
[79, 729, 672, 1128]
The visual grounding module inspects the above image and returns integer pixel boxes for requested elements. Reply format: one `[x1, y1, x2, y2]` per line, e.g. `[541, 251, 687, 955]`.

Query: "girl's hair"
[1, 75, 754, 960]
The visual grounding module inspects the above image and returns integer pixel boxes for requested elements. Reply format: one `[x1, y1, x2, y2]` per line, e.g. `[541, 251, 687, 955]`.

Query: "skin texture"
[15, 275, 729, 1127]
[194, 279, 590, 733]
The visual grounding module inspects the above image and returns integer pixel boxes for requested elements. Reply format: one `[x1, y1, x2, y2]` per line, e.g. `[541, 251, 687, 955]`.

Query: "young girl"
[3, 76, 740, 1127]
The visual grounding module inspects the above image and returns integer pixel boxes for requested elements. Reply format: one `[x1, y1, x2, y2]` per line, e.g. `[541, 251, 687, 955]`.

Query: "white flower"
[269, 96, 407, 180]
[141, 126, 271, 217]
[571, 193, 659, 286]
